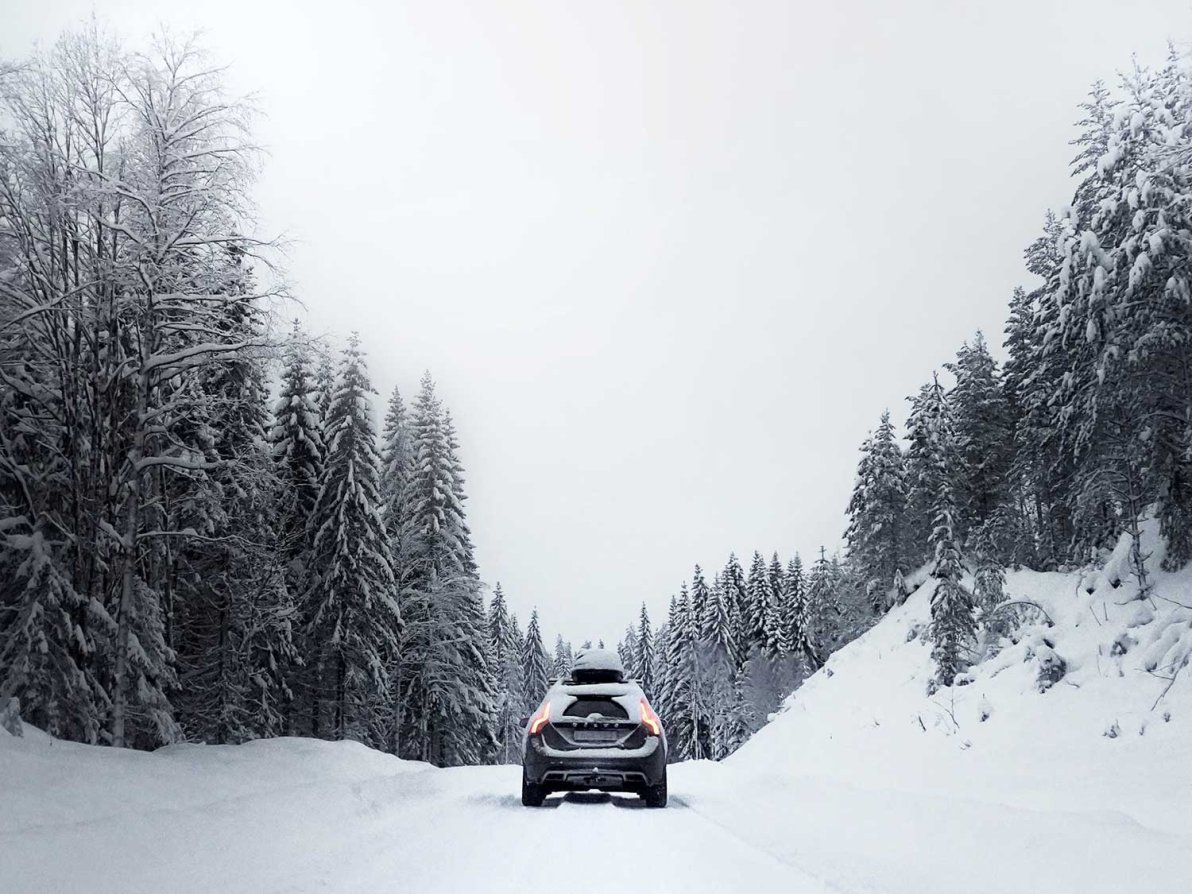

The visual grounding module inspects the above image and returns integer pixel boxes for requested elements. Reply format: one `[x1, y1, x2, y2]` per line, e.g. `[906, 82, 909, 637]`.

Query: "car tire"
[643, 773, 667, 808]
[521, 776, 547, 807]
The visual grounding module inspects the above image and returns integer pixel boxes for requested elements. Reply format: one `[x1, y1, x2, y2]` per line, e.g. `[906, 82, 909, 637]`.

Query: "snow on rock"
[0, 697, 22, 737]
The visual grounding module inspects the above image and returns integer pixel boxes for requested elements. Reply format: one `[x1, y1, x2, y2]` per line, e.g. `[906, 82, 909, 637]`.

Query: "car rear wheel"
[521, 776, 547, 807]
[642, 773, 667, 808]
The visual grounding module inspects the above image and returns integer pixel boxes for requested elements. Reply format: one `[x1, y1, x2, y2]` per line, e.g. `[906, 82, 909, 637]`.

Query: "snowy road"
[0, 735, 832, 894]
[288, 766, 830, 894]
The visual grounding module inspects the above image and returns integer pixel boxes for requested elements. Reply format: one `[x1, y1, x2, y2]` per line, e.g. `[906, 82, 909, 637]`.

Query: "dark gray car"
[521, 648, 668, 807]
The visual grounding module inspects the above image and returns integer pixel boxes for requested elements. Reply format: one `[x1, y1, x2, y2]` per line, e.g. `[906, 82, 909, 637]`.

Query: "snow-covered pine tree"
[784, 555, 812, 668]
[393, 373, 496, 764]
[521, 610, 550, 712]
[305, 335, 401, 741]
[764, 553, 790, 655]
[659, 587, 693, 759]
[689, 564, 710, 636]
[845, 410, 908, 612]
[720, 554, 748, 670]
[378, 385, 413, 584]
[687, 566, 716, 759]
[803, 548, 841, 666]
[267, 321, 324, 733]
[635, 603, 655, 699]
[553, 635, 571, 678]
[270, 321, 326, 570]
[618, 626, 639, 676]
[946, 334, 1013, 546]
[652, 615, 671, 725]
[701, 573, 737, 667]
[486, 585, 524, 763]
[743, 551, 771, 657]
[918, 373, 976, 686]
[904, 384, 944, 571]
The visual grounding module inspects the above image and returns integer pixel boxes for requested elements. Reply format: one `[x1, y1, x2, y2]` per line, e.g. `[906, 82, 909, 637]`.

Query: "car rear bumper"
[523, 735, 666, 791]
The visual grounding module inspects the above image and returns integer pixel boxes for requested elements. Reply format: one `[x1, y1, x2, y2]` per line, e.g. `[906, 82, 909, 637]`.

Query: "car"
[521, 648, 668, 808]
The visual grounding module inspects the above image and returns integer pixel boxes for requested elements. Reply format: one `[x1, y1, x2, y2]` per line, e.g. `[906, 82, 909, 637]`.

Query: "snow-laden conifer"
[305, 335, 400, 741]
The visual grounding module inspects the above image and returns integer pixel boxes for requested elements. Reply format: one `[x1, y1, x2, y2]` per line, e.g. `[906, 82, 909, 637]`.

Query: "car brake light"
[529, 700, 552, 735]
[640, 698, 662, 736]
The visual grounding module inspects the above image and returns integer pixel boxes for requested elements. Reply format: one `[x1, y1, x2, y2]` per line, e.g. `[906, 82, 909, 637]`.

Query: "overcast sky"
[3, 1, 1190, 645]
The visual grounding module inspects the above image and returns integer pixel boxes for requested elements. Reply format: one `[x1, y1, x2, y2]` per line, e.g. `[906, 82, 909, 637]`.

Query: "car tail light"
[528, 699, 552, 735]
[640, 698, 662, 736]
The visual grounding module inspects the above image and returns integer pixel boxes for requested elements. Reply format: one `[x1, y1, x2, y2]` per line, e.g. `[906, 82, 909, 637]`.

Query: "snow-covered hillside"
[2, 528, 1188, 894]
[680, 523, 1191, 893]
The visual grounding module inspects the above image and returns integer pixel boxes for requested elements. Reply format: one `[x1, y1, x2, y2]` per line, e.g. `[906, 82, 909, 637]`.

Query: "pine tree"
[845, 410, 908, 611]
[486, 584, 523, 762]
[553, 635, 571, 678]
[689, 564, 710, 635]
[635, 603, 655, 699]
[743, 551, 771, 656]
[378, 386, 413, 583]
[803, 549, 837, 667]
[946, 333, 1013, 545]
[269, 321, 326, 568]
[784, 555, 811, 666]
[521, 610, 550, 712]
[618, 626, 639, 676]
[904, 384, 942, 569]
[305, 334, 401, 741]
[720, 554, 748, 670]
[919, 373, 976, 686]
[394, 373, 496, 764]
[702, 573, 737, 667]
[659, 587, 694, 758]
[267, 321, 324, 734]
[764, 553, 790, 655]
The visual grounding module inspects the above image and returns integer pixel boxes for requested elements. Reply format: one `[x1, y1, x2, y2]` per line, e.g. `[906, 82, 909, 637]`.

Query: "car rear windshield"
[562, 698, 629, 719]
[569, 668, 624, 684]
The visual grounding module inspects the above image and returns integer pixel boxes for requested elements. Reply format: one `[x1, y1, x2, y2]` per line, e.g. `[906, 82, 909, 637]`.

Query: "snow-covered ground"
[686, 528, 1192, 894]
[3, 528, 1189, 893]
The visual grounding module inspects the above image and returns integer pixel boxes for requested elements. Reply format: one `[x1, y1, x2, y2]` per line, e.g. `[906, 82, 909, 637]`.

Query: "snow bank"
[0, 730, 435, 892]
[672, 521, 1192, 894]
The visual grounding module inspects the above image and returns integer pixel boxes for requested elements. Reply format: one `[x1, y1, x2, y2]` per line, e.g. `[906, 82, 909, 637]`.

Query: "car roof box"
[570, 648, 625, 684]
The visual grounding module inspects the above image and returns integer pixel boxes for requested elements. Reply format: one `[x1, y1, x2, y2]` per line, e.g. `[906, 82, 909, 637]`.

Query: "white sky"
[3, 0, 1190, 645]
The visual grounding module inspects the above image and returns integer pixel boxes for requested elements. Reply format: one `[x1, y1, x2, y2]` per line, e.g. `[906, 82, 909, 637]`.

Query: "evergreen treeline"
[611, 549, 865, 762]
[0, 27, 517, 764]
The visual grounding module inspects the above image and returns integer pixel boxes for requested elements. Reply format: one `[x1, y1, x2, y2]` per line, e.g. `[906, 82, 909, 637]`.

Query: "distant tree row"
[609, 549, 866, 762]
